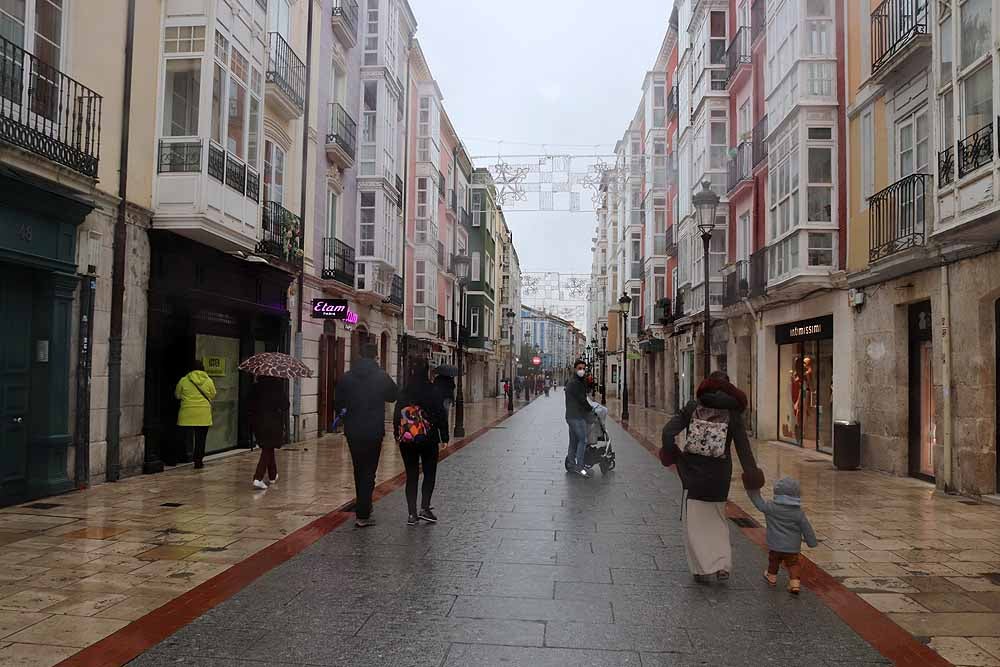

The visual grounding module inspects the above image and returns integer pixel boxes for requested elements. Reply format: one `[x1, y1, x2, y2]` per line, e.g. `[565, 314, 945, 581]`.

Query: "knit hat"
[773, 477, 802, 506]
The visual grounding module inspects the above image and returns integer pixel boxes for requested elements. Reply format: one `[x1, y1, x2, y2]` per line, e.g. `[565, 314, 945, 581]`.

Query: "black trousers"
[399, 441, 439, 516]
[347, 438, 382, 520]
[181, 426, 209, 465]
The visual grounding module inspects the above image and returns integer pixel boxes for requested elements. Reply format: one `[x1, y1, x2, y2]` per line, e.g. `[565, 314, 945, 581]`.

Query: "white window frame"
[737, 212, 751, 262]
[359, 190, 376, 257]
[263, 140, 286, 204]
[861, 109, 874, 204]
[472, 251, 481, 281]
[326, 187, 338, 240]
[470, 308, 480, 337]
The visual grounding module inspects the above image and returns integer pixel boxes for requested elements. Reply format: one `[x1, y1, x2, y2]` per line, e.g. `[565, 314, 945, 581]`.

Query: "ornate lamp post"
[693, 180, 720, 380]
[452, 250, 471, 438]
[600, 322, 608, 405]
[505, 309, 515, 413]
[618, 292, 632, 421]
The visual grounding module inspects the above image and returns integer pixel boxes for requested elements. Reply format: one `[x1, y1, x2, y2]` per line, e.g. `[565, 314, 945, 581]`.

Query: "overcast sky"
[411, 0, 671, 277]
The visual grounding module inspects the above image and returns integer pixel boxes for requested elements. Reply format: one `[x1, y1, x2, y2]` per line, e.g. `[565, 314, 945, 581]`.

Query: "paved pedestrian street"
[123, 397, 905, 667]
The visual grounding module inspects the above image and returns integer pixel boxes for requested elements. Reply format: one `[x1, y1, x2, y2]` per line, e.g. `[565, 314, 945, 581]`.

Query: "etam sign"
[311, 299, 358, 324]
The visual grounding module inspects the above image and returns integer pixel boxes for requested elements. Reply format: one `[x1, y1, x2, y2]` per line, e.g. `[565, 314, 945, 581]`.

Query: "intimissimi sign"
[775, 314, 833, 345]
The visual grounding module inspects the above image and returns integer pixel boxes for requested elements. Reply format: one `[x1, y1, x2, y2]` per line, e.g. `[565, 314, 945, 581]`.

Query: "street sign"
[531, 356, 542, 366]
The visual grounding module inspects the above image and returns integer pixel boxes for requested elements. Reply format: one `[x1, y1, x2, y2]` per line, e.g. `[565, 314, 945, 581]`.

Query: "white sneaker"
[252, 479, 268, 490]
[268, 475, 278, 485]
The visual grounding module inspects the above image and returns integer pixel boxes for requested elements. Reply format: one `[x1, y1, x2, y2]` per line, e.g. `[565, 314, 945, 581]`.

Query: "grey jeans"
[566, 418, 589, 468]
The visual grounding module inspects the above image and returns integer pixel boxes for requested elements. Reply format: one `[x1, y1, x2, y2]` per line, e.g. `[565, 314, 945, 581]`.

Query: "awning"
[638, 338, 665, 353]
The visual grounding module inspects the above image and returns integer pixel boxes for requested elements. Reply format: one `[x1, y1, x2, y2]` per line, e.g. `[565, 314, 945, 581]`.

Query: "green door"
[0, 268, 32, 500]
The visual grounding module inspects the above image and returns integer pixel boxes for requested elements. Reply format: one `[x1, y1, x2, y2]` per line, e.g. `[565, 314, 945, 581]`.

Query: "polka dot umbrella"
[237, 352, 312, 379]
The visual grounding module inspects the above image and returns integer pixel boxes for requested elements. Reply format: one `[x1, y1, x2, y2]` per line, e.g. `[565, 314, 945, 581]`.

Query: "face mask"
[576, 369, 586, 378]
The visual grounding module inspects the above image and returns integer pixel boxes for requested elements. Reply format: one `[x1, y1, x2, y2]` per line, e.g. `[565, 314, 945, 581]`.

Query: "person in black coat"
[660, 371, 763, 582]
[247, 376, 288, 489]
[564, 359, 595, 477]
[334, 343, 398, 527]
[393, 359, 450, 525]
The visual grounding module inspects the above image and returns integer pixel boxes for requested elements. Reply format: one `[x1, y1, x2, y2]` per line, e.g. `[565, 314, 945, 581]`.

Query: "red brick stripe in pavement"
[616, 417, 953, 667]
[56, 400, 535, 667]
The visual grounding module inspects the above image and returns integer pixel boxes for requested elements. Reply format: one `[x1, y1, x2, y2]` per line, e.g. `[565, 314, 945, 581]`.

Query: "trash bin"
[833, 420, 861, 470]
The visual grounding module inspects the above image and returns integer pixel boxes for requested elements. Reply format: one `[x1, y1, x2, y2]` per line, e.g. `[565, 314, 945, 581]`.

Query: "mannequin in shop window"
[789, 356, 814, 441]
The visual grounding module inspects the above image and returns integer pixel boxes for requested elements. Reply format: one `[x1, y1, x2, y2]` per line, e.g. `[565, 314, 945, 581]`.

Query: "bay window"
[768, 122, 800, 240]
[163, 58, 200, 137]
[263, 141, 285, 204]
[963, 65, 992, 136]
[326, 188, 338, 239]
[364, 0, 379, 66]
[807, 233, 833, 266]
[359, 191, 375, 256]
[709, 228, 727, 274]
[709, 11, 726, 65]
[210, 30, 261, 167]
[807, 144, 832, 223]
[959, 0, 989, 70]
[360, 81, 377, 176]
[472, 251, 481, 281]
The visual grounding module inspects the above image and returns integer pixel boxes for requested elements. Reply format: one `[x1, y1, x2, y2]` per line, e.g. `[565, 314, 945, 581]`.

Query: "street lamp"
[523, 329, 531, 401]
[600, 322, 608, 405]
[505, 309, 515, 413]
[693, 179, 720, 380]
[618, 292, 632, 421]
[452, 250, 471, 438]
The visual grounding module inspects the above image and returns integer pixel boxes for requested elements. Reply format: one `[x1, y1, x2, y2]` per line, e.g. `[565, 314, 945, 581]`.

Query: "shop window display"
[776, 320, 833, 453]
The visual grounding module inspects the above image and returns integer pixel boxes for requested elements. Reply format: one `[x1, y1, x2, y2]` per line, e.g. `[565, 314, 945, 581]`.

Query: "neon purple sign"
[311, 299, 349, 320]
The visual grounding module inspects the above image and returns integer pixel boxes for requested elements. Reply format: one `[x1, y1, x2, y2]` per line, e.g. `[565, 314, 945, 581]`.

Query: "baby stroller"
[564, 401, 616, 474]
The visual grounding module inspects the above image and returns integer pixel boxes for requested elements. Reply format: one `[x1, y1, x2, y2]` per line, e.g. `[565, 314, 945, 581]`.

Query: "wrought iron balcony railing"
[327, 102, 356, 158]
[957, 121, 994, 179]
[751, 115, 768, 167]
[331, 0, 360, 43]
[258, 201, 304, 268]
[160, 139, 258, 200]
[390, 274, 404, 307]
[725, 27, 752, 86]
[266, 32, 306, 114]
[938, 145, 954, 186]
[667, 84, 678, 122]
[723, 260, 749, 306]
[0, 35, 103, 178]
[322, 237, 356, 286]
[749, 248, 767, 297]
[225, 153, 246, 193]
[750, 0, 766, 44]
[727, 140, 752, 193]
[868, 173, 931, 262]
[870, 0, 929, 74]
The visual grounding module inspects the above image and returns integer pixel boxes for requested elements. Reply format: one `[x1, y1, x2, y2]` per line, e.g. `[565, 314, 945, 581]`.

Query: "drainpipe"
[940, 263, 954, 492]
[292, 0, 315, 443]
[396, 34, 412, 385]
[105, 0, 136, 483]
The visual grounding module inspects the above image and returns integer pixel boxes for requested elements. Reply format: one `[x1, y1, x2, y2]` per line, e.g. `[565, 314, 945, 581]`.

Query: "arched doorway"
[380, 331, 390, 370]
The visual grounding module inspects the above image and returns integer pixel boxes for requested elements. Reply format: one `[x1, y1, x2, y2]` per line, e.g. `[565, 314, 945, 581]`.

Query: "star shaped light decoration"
[490, 156, 531, 206]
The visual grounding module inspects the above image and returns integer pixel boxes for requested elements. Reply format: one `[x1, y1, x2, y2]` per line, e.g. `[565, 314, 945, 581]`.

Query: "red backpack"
[396, 405, 432, 446]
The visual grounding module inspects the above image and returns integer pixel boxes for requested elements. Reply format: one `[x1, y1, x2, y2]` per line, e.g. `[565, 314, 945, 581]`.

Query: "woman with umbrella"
[238, 352, 311, 490]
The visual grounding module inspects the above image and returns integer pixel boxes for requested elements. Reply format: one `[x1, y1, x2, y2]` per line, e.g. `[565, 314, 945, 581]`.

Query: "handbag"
[680, 406, 729, 458]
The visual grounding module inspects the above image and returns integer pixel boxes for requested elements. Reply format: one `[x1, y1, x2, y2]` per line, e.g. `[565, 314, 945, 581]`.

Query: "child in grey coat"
[747, 477, 818, 594]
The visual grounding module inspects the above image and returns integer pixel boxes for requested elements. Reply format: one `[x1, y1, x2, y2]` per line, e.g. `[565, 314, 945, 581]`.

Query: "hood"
[773, 477, 802, 506]
[188, 370, 211, 386]
[352, 358, 381, 377]
[696, 377, 748, 411]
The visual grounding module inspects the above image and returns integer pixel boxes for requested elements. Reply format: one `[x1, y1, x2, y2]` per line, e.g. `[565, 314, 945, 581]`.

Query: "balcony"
[750, 0, 765, 44]
[749, 248, 767, 297]
[666, 84, 679, 122]
[0, 36, 103, 178]
[725, 27, 752, 88]
[266, 33, 306, 120]
[727, 141, 752, 194]
[331, 0, 359, 48]
[752, 115, 768, 168]
[325, 103, 356, 169]
[437, 314, 446, 340]
[664, 225, 676, 256]
[869, 173, 931, 262]
[155, 139, 261, 252]
[957, 122, 994, 179]
[389, 274, 404, 307]
[258, 201, 303, 270]
[723, 260, 750, 306]
[322, 237, 356, 287]
[870, 0, 930, 79]
[938, 146, 954, 187]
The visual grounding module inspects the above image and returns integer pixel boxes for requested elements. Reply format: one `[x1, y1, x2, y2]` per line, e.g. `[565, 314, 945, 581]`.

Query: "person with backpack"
[659, 371, 764, 583]
[393, 359, 450, 526]
[334, 344, 398, 528]
[174, 360, 217, 469]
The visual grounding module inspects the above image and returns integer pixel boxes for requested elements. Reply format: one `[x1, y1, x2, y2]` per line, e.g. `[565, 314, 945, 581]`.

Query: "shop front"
[143, 232, 292, 470]
[775, 315, 834, 453]
[0, 171, 92, 504]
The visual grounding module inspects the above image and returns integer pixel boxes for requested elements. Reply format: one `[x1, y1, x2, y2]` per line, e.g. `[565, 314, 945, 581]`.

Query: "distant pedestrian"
[174, 360, 216, 469]
[660, 371, 762, 583]
[394, 359, 450, 525]
[747, 477, 818, 595]
[247, 376, 287, 489]
[334, 344, 398, 527]
[564, 359, 595, 477]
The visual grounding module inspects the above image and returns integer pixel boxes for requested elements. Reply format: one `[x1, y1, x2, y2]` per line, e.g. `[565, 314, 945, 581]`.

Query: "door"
[910, 301, 935, 480]
[196, 334, 240, 454]
[0, 268, 32, 500]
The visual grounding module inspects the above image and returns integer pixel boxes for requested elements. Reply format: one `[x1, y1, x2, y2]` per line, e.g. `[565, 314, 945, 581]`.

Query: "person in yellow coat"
[175, 360, 217, 468]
